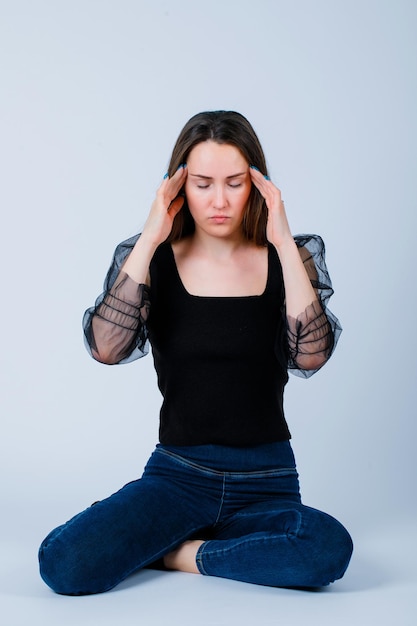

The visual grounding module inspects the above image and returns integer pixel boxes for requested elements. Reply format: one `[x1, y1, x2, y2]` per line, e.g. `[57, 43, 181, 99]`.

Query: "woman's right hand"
[120, 165, 187, 285]
[141, 165, 188, 246]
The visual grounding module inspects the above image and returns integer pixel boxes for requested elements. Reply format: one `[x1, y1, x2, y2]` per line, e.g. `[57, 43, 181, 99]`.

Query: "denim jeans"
[39, 442, 353, 595]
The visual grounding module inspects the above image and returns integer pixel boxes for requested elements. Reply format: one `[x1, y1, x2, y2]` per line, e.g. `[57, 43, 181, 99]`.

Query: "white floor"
[1, 516, 415, 626]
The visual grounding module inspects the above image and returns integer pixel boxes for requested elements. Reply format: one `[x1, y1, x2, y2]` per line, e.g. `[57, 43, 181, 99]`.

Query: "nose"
[212, 185, 227, 209]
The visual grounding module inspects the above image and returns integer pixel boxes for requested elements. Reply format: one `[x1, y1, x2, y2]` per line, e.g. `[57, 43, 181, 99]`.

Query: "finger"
[249, 167, 277, 188]
[169, 164, 188, 182]
[160, 164, 187, 187]
[165, 165, 188, 197]
[157, 168, 187, 210]
[167, 195, 184, 216]
[250, 176, 277, 207]
[251, 168, 283, 200]
[249, 168, 271, 194]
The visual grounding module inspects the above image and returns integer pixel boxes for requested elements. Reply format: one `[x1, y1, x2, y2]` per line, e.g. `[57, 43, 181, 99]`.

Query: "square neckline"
[167, 243, 274, 300]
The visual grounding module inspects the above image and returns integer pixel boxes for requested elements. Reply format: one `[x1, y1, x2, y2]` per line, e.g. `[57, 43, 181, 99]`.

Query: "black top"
[83, 234, 342, 447]
[147, 243, 289, 446]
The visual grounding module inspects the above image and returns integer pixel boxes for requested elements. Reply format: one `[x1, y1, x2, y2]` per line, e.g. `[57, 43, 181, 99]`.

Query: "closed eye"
[197, 182, 242, 189]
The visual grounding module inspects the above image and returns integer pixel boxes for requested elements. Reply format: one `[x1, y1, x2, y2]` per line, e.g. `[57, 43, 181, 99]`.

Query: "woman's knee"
[39, 532, 93, 595]
[330, 519, 354, 581]
[38, 521, 116, 596]
[307, 509, 353, 585]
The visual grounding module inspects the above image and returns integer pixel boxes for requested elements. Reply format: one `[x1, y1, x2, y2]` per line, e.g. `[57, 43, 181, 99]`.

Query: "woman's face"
[184, 140, 252, 240]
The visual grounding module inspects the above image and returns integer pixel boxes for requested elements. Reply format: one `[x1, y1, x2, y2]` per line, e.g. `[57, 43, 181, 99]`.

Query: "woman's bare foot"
[163, 540, 205, 574]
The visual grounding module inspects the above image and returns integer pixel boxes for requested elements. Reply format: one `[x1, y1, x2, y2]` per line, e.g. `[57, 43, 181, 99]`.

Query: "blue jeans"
[39, 442, 353, 595]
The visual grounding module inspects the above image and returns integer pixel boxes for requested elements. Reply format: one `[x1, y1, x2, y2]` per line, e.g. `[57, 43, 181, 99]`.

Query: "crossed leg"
[166, 500, 353, 588]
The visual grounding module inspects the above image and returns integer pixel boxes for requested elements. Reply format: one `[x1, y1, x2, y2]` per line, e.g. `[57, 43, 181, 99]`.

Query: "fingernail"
[163, 172, 169, 179]
[250, 165, 260, 171]
[177, 163, 187, 170]
[264, 175, 271, 181]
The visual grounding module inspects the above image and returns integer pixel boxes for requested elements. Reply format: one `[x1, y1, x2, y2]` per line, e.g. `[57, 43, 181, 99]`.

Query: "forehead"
[187, 141, 247, 173]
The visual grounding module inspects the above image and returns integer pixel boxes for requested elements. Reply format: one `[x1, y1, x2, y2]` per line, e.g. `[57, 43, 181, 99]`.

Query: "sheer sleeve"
[286, 234, 342, 378]
[83, 234, 151, 364]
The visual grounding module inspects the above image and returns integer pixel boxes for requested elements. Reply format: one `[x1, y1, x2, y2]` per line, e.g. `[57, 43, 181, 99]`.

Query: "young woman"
[39, 110, 353, 595]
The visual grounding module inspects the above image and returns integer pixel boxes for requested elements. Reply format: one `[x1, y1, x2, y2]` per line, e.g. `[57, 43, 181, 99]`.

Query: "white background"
[1, 1, 416, 624]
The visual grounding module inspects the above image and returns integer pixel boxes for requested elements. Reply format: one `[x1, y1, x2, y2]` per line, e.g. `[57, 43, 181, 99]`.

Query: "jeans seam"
[199, 531, 299, 564]
[156, 448, 224, 476]
[146, 528, 203, 566]
[104, 527, 206, 588]
[196, 541, 209, 575]
[156, 448, 297, 478]
[213, 475, 226, 525]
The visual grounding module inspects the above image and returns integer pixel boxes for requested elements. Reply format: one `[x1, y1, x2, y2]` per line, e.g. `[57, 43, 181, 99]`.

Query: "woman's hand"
[121, 165, 187, 285]
[249, 167, 292, 249]
[141, 165, 188, 246]
[250, 166, 318, 321]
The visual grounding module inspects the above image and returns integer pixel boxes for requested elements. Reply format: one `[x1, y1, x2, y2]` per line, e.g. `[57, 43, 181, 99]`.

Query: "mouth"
[209, 216, 230, 224]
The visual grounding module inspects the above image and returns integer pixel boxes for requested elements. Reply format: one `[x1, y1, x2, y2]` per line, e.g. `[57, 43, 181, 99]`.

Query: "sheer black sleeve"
[83, 234, 151, 364]
[287, 234, 342, 378]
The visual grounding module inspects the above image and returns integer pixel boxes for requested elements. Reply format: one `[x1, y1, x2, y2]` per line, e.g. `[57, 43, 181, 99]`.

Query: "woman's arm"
[85, 166, 188, 364]
[249, 168, 339, 374]
[274, 235, 333, 372]
[85, 263, 151, 365]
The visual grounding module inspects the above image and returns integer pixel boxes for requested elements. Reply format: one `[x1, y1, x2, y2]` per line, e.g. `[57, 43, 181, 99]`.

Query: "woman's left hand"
[249, 167, 293, 249]
[250, 166, 320, 324]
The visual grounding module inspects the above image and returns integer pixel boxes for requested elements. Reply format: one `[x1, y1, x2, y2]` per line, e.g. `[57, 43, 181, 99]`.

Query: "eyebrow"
[189, 172, 247, 180]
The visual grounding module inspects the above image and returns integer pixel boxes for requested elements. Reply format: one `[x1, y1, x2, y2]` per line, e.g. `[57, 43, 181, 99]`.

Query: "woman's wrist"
[122, 234, 158, 285]
[271, 233, 297, 260]
[136, 226, 164, 251]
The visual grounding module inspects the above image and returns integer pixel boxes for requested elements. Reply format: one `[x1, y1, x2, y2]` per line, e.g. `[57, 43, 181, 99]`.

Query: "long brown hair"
[166, 111, 269, 246]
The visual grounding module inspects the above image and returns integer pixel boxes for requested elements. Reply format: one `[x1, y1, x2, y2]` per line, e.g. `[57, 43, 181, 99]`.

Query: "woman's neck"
[186, 229, 250, 261]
